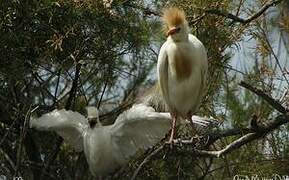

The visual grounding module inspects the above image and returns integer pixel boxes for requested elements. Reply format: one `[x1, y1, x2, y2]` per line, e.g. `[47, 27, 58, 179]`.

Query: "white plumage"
[30, 109, 88, 152]
[30, 103, 217, 176]
[157, 7, 208, 142]
[30, 104, 171, 176]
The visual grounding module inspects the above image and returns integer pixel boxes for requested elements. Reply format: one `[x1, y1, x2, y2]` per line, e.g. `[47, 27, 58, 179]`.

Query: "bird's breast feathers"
[168, 68, 203, 115]
[166, 41, 201, 81]
[172, 46, 192, 81]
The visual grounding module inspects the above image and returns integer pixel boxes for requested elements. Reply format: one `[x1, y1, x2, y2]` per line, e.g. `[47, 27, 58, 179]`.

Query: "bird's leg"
[168, 112, 177, 145]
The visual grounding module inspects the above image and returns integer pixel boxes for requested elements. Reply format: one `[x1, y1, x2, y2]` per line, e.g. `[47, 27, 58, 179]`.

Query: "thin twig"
[0, 148, 16, 172]
[223, 65, 246, 75]
[31, 72, 56, 100]
[0, 118, 18, 147]
[194, 133, 260, 158]
[239, 81, 288, 113]
[204, 0, 283, 24]
[53, 68, 62, 105]
[131, 145, 164, 180]
[262, 31, 289, 86]
[65, 63, 82, 110]
[97, 75, 108, 109]
[235, 0, 244, 16]
[14, 106, 32, 177]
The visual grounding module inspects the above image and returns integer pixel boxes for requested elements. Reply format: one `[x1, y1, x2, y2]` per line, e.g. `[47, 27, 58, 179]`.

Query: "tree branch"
[194, 114, 289, 157]
[205, 0, 283, 24]
[131, 145, 164, 180]
[65, 63, 82, 110]
[127, 0, 283, 25]
[194, 133, 260, 157]
[23, 132, 42, 180]
[130, 80, 289, 178]
[14, 106, 31, 177]
[239, 81, 288, 114]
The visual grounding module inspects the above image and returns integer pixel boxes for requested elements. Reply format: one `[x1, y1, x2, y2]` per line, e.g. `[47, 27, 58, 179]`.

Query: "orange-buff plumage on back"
[157, 7, 208, 144]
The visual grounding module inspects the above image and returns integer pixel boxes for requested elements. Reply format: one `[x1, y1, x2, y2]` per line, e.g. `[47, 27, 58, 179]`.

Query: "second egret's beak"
[167, 27, 181, 36]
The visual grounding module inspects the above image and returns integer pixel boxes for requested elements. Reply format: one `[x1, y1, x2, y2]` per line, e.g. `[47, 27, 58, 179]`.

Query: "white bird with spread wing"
[30, 104, 171, 176]
[157, 7, 208, 143]
[30, 103, 217, 176]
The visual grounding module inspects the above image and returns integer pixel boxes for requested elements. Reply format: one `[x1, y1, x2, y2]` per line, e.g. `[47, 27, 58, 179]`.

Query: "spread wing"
[157, 43, 170, 108]
[110, 104, 171, 160]
[30, 109, 89, 152]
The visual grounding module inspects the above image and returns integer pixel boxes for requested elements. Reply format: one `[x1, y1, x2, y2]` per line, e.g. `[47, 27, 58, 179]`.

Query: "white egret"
[30, 103, 216, 176]
[30, 104, 171, 176]
[157, 7, 208, 143]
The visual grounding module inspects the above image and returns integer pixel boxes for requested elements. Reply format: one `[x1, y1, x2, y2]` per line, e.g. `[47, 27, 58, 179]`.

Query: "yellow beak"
[167, 27, 180, 36]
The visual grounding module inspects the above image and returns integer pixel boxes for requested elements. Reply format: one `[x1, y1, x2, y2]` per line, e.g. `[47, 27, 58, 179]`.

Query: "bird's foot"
[167, 129, 175, 148]
[166, 138, 174, 148]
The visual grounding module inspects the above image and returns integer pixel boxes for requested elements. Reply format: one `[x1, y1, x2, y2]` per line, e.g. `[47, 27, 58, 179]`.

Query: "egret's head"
[86, 106, 102, 128]
[162, 7, 189, 41]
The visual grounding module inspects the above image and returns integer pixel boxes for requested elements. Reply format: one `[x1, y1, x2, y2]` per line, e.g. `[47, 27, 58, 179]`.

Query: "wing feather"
[110, 104, 171, 160]
[30, 109, 88, 152]
[189, 34, 208, 102]
[157, 43, 170, 108]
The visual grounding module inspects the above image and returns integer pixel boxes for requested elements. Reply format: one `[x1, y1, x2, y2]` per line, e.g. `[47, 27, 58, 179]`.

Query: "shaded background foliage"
[0, 0, 288, 179]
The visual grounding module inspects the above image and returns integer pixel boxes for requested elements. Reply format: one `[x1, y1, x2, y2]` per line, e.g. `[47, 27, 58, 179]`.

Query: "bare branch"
[0, 148, 16, 172]
[194, 114, 289, 157]
[0, 118, 18, 147]
[129, 0, 283, 25]
[53, 69, 62, 106]
[65, 63, 82, 110]
[14, 106, 32, 177]
[261, 29, 289, 86]
[131, 145, 164, 180]
[239, 81, 288, 114]
[97, 75, 109, 109]
[194, 133, 260, 158]
[205, 0, 284, 24]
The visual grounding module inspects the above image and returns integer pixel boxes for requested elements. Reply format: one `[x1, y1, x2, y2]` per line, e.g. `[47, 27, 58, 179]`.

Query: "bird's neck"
[167, 33, 188, 43]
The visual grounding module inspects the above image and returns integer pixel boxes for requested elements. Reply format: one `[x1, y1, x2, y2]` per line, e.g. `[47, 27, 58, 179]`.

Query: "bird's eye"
[176, 27, 181, 32]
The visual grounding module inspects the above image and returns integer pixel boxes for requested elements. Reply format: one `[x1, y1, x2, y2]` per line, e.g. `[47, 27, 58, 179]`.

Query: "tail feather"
[191, 115, 220, 127]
